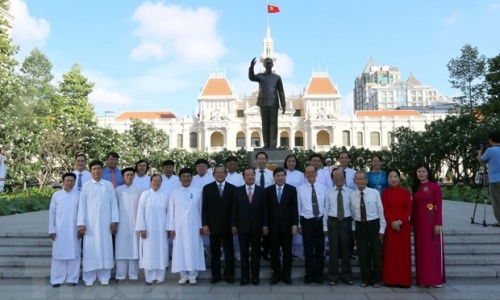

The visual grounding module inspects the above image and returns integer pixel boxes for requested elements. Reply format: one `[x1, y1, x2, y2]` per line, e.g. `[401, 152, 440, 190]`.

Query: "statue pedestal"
[247, 149, 293, 170]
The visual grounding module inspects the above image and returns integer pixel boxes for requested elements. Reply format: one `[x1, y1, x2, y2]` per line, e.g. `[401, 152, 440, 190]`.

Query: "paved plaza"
[1, 199, 500, 299]
[1, 278, 500, 300]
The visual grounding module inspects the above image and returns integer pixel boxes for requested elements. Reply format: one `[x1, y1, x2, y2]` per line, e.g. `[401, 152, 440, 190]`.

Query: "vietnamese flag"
[267, 4, 280, 13]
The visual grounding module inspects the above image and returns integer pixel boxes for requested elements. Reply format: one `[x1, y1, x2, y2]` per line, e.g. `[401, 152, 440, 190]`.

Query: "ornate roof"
[304, 71, 338, 95]
[200, 73, 233, 96]
[115, 111, 176, 120]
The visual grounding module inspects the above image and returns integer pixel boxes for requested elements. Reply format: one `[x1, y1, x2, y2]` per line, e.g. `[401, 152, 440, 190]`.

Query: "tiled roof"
[356, 110, 422, 117]
[115, 111, 176, 120]
[305, 76, 338, 95]
[200, 77, 233, 96]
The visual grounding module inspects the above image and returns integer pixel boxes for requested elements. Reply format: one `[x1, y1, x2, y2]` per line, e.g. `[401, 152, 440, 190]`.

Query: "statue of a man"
[249, 57, 286, 149]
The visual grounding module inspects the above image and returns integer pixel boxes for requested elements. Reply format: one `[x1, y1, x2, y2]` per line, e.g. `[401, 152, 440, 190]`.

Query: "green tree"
[447, 44, 487, 114]
[482, 51, 500, 115]
[126, 119, 169, 161]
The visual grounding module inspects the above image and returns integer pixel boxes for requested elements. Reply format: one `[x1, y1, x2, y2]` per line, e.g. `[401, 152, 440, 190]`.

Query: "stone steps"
[2, 229, 500, 279]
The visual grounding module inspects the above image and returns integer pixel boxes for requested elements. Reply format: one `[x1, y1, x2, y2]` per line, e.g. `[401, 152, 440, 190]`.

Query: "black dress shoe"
[270, 276, 280, 285]
[251, 279, 260, 285]
[304, 276, 313, 284]
[225, 277, 235, 284]
[210, 277, 221, 284]
[283, 277, 292, 285]
[315, 278, 324, 284]
[70, 283, 78, 286]
[240, 279, 249, 286]
[52, 284, 61, 288]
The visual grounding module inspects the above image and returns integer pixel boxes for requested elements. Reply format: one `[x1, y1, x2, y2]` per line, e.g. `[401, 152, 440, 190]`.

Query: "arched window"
[210, 132, 224, 147]
[316, 130, 330, 146]
[189, 132, 197, 148]
[370, 132, 380, 146]
[177, 134, 183, 148]
[342, 130, 351, 146]
[357, 132, 363, 146]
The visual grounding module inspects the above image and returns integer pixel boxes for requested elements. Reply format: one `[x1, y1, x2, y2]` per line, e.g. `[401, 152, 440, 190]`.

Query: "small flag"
[267, 4, 280, 13]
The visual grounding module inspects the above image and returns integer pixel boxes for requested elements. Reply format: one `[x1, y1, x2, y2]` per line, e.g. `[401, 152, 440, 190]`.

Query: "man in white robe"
[49, 172, 81, 287]
[0, 149, 10, 193]
[73, 154, 92, 192]
[168, 168, 206, 285]
[132, 159, 150, 192]
[115, 167, 142, 282]
[160, 160, 181, 193]
[77, 160, 119, 287]
[191, 158, 215, 189]
[136, 174, 171, 284]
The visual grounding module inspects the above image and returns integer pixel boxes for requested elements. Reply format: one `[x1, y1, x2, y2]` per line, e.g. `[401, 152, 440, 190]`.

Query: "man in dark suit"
[232, 167, 268, 286]
[265, 167, 298, 285]
[202, 165, 236, 284]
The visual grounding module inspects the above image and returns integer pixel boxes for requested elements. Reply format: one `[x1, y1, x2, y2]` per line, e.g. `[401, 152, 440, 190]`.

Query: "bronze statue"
[248, 57, 286, 149]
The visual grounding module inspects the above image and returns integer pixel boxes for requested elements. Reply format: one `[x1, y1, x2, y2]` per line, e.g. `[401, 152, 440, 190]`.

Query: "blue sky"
[7, 0, 500, 117]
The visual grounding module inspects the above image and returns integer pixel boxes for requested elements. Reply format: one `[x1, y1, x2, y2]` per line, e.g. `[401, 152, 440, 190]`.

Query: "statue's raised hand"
[250, 57, 257, 68]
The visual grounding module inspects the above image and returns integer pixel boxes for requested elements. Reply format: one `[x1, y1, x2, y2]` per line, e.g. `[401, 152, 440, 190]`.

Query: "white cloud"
[443, 11, 463, 26]
[130, 2, 227, 65]
[274, 52, 294, 78]
[130, 41, 164, 61]
[9, 0, 50, 47]
[89, 88, 132, 108]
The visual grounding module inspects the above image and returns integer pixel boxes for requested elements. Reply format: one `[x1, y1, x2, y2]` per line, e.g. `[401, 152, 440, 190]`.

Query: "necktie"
[111, 169, 117, 188]
[277, 187, 282, 204]
[247, 186, 253, 203]
[360, 191, 367, 222]
[311, 184, 319, 217]
[219, 184, 223, 197]
[260, 170, 265, 187]
[337, 188, 344, 221]
[77, 173, 82, 191]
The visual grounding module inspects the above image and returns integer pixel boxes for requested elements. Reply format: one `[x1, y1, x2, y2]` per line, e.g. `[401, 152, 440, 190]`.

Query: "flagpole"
[266, 0, 269, 28]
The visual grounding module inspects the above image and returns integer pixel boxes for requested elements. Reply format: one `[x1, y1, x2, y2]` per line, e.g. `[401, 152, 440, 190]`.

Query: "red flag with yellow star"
[267, 4, 280, 13]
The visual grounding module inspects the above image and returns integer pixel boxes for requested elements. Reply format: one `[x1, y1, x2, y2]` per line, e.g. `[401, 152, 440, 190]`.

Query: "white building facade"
[98, 28, 448, 153]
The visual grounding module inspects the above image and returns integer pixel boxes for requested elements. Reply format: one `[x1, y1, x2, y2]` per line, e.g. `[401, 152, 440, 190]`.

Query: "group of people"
[48, 150, 446, 289]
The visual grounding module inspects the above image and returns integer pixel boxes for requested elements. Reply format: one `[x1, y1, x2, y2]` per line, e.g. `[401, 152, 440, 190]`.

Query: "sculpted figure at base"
[249, 57, 286, 149]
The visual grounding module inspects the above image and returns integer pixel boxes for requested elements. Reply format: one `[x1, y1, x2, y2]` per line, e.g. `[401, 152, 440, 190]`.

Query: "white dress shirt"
[323, 186, 354, 231]
[256, 168, 274, 188]
[316, 168, 333, 188]
[349, 187, 387, 234]
[73, 170, 92, 191]
[297, 181, 327, 221]
[340, 167, 356, 190]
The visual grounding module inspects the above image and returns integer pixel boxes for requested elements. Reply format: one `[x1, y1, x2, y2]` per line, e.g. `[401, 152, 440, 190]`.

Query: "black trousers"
[259, 106, 279, 148]
[209, 233, 235, 280]
[355, 219, 382, 284]
[270, 227, 293, 277]
[238, 232, 262, 280]
[327, 217, 353, 281]
[300, 217, 325, 280]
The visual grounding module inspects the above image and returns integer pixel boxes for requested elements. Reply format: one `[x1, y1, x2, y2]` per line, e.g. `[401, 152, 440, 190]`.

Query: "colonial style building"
[99, 27, 448, 153]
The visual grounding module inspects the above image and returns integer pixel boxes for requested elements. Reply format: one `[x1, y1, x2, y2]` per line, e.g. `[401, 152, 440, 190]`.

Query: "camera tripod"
[470, 164, 490, 227]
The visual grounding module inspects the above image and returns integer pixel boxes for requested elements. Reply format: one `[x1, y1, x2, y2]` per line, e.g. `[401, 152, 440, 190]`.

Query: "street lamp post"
[104, 110, 115, 127]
